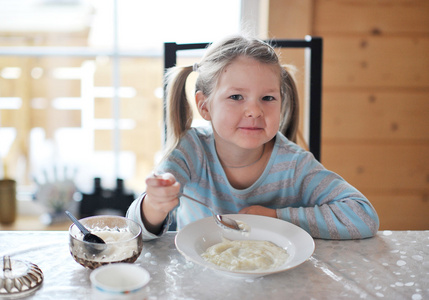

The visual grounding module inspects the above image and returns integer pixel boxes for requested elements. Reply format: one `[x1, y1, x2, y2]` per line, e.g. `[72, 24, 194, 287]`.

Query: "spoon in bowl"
[65, 211, 107, 253]
[179, 193, 247, 232]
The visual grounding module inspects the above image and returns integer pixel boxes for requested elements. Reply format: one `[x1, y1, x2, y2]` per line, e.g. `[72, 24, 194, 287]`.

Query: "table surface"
[0, 230, 428, 300]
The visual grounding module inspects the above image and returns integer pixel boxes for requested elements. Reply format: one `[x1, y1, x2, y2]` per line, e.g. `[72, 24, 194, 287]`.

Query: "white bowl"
[175, 214, 315, 278]
[90, 263, 150, 299]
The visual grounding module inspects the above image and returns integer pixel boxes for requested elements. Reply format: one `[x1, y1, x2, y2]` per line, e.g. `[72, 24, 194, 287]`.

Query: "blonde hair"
[163, 35, 299, 157]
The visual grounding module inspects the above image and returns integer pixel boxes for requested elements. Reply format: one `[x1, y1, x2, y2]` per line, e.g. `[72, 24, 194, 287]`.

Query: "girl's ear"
[195, 91, 211, 120]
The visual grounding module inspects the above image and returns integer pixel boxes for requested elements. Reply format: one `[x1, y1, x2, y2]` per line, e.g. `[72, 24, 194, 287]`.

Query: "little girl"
[127, 35, 379, 240]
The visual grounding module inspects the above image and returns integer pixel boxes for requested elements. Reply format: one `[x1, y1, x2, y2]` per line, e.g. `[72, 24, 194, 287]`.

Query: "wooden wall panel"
[313, 0, 429, 34]
[322, 91, 429, 140]
[268, 0, 313, 38]
[269, 0, 429, 230]
[323, 37, 429, 88]
[322, 143, 429, 191]
[368, 193, 429, 230]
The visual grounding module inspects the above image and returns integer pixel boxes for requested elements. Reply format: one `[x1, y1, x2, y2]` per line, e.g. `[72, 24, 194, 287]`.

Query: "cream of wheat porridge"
[201, 238, 289, 272]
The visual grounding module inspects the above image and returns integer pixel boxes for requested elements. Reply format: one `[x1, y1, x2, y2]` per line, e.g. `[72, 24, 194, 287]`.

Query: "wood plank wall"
[268, 0, 429, 230]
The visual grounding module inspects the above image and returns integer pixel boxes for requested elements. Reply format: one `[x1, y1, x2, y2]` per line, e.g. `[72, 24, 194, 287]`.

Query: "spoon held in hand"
[152, 172, 247, 233]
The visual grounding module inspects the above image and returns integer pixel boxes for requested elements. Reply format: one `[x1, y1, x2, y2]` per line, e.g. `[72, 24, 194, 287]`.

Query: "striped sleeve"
[125, 193, 173, 241]
[277, 151, 379, 240]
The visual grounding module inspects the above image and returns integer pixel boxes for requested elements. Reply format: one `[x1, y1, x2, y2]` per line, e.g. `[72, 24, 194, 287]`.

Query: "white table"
[0, 230, 428, 299]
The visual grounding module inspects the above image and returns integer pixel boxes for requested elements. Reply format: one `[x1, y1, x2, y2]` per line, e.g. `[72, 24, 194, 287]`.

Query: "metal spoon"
[152, 172, 246, 232]
[179, 193, 247, 232]
[65, 211, 106, 253]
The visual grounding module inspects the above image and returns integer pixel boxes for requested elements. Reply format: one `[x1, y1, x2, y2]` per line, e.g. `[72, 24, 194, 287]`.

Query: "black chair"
[163, 37, 323, 161]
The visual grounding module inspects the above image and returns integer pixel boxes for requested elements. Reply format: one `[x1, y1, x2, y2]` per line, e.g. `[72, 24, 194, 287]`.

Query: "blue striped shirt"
[127, 126, 379, 240]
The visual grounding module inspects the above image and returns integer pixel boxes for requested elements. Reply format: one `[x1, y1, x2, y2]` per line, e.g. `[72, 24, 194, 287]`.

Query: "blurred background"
[0, 0, 428, 230]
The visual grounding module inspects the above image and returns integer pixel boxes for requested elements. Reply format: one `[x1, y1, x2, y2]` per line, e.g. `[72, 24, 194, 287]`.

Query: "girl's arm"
[142, 173, 180, 233]
[126, 172, 180, 241]
[277, 153, 379, 240]
[276, 198, 379, 239]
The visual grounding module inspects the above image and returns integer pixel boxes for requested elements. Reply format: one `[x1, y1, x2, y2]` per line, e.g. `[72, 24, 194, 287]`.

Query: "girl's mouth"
[239, 126, 262, 130]
[238, 127, 263, 133]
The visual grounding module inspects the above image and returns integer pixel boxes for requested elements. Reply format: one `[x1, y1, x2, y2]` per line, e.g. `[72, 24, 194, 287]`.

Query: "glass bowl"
[69, 215, 143, 269]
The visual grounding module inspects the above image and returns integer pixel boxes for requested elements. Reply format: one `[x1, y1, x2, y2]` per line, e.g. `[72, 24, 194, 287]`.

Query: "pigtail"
[164, 65, 194, 156]
[279, 65, 299, 143]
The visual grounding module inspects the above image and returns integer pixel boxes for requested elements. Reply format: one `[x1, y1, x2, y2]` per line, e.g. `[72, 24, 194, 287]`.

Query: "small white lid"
[90, 263, 150, 294]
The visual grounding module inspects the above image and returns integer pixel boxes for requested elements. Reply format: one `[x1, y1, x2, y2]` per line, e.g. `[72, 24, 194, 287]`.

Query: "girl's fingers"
[146, 172, 176, 187]
[145, 171, 181, 205]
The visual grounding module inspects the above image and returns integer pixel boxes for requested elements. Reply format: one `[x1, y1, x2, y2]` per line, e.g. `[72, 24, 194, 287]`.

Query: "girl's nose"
[245, 102, 263, 118]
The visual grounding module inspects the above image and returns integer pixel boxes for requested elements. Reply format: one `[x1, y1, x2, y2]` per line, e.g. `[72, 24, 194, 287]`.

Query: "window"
[0, 0, 263, 211]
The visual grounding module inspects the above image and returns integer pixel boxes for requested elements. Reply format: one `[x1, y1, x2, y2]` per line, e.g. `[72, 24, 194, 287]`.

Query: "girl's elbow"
[369, 215, 380, 237]
[361, 213, 380, 239]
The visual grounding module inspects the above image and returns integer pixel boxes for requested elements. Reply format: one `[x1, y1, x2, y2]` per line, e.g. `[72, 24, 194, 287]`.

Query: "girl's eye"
[262, 95, 276, 101]
[229, 94, 243, 101]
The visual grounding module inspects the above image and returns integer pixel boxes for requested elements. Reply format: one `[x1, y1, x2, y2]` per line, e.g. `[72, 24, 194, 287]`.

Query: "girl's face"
[197, 56, 282, 151]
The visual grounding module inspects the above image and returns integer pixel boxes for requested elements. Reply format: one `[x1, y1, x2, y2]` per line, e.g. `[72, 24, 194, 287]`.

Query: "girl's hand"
[239, 205, 277, 218]
[142, 172, 180, 234]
